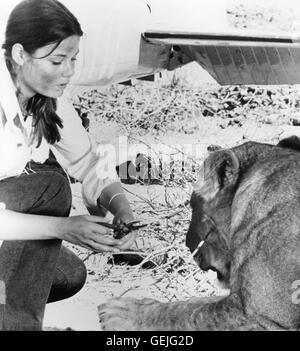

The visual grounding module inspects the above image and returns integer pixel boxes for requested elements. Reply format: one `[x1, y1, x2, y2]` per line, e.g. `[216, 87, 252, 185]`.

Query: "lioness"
[99, 138, 300, 331]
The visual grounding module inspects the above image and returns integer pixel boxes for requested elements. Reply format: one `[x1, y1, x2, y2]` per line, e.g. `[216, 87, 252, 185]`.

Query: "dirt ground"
[43, 0, 300, 331]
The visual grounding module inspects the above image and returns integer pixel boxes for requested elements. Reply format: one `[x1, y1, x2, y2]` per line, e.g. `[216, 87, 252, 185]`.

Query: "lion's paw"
[98, 297, 158, 331]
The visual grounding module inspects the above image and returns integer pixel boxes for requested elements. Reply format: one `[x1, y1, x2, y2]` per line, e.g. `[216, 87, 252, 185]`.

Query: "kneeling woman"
[0, 0, 135, 330]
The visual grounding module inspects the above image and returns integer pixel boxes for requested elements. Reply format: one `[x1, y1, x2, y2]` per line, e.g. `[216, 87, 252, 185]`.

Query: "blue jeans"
[0, 157, 87, 331]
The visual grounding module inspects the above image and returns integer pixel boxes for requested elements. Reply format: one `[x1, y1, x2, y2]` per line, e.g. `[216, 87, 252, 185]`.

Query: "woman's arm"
[0, 209, 61, 241]
[0, 209, 123, 252]
[51, 96, 136, 250]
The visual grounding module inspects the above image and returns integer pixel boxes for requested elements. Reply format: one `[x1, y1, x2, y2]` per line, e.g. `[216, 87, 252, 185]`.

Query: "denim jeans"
[0, 157, 87, 331]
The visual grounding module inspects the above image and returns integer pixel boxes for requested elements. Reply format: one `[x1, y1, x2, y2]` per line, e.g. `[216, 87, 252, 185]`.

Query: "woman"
[0, 0, 136, 331]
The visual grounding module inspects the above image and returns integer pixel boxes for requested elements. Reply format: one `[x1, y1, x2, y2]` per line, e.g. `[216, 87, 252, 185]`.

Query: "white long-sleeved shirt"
[0, 53, 119, 213]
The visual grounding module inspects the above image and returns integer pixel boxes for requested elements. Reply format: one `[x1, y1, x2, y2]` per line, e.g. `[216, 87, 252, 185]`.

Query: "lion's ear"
[193, 150, 240, 201]
[211, 150, 240, 190]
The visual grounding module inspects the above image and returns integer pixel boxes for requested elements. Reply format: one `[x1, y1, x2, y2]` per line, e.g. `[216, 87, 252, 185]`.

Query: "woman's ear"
[11, 43, 27, 66]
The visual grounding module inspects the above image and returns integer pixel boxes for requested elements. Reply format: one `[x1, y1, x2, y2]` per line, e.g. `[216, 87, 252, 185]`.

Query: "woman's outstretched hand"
[58, 215, 128, 253]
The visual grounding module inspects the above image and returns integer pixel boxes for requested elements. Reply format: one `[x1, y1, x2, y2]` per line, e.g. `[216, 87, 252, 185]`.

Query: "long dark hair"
[2, 0, 83, 145]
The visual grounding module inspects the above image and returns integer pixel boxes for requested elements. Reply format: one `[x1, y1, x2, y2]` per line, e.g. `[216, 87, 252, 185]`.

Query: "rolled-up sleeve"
[51, 95, 120, 212]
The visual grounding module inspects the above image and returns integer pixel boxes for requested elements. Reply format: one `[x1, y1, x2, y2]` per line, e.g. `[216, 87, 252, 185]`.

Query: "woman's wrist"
[107, 193, 126, 210]
[98, 182, 125, 211]
[53, 216, 70, 240]
[98, 182, 134, 215]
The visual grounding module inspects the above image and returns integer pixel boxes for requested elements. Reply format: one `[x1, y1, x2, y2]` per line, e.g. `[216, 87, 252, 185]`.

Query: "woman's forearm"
[0, 210, 64, 241]
[0, 209, 130, 253]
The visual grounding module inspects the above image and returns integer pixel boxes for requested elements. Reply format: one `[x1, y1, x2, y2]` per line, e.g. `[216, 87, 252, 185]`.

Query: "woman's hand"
[112, 209, 137, 250]
[113, 209, 134, 227]
[58, 215, 124, 253]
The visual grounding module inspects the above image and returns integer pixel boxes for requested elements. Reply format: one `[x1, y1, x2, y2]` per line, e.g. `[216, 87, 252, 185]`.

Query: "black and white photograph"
[0, 0, 300, 332]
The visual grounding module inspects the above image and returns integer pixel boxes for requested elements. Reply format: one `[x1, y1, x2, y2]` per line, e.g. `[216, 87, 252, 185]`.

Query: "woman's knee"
[44, 172, 72, 217]
[48, 264, 87, 304]
[0, 171, 72, 217]
[28, 172, 72, 217]
[47, 247, 87, 303]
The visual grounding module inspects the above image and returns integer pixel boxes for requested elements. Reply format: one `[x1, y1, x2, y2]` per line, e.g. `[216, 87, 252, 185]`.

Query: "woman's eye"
[52, 61, 63, 66]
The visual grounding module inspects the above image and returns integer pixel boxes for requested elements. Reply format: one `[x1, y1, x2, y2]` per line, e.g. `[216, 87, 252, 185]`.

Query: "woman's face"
[17, 35, 80, 99]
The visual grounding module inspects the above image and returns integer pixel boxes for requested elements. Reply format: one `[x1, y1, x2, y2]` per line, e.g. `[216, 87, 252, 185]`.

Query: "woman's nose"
[62, 61, 75, 78]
